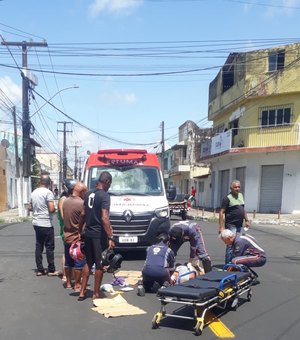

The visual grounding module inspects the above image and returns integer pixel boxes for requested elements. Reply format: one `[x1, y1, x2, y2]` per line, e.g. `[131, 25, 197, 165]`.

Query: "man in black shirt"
[78, 171, 115, 301]
[219, 180, 250, 263]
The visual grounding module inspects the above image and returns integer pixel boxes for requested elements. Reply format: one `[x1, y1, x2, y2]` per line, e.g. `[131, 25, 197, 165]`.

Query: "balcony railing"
[200, 123, 300, 158]
[171, 157, 190, 167]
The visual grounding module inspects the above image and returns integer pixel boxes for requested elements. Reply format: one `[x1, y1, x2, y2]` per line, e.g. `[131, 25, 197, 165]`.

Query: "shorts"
[64, 242, 86, 269]
[84, 235, 105, 270]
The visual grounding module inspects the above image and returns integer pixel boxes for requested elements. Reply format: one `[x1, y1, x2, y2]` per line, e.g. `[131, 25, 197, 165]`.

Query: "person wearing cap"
[63, 182, 88, 291]
[219, 229, 266, 268]
[168, 221, 212, 273]
[77, 171, 115, 301]
[29, 174, 60, 276]
[141, 233, 175, 293]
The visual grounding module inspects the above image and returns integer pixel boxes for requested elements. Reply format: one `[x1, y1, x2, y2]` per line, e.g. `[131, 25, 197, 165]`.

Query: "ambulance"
[81, 149, 170, 250]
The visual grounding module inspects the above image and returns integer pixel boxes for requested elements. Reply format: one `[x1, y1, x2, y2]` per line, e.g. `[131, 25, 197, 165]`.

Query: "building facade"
[201, 43, 300, 213]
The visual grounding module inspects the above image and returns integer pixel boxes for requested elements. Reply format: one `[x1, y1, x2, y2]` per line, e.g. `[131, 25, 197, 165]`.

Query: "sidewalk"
[187, 208, 300, 227]
[0, 208, 26, 225]
[1, 207, 300, 227]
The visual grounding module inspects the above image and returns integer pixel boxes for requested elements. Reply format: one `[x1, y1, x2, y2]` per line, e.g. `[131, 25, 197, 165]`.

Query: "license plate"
[173, 209, 181, 213]
[119, 236, 138, 243]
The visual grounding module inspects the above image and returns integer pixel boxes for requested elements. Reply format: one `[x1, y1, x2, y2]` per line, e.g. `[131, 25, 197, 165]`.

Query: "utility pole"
[57, 122, 72, 180]
[59, 151, 63, 192]
[12, 106, 20, 178]
[161, 121, 165, 174]
[69, 142, 81, 180]
[78, 156, 83, 181]
[1, 39, 48, 217]
[1, 40, 48, 178]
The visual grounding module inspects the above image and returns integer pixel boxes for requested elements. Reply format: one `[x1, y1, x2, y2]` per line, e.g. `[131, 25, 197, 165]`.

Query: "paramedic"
[142, 233, 175, 292]
[220, 229, 266, 268]
[169, 221, 212, 273]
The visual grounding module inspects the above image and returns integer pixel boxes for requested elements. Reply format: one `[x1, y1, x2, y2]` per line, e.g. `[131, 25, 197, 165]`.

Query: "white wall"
[210, 150, 300, 214]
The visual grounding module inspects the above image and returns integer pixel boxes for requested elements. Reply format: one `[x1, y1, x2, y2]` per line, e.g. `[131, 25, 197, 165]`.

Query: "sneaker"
[48, 270, 62, 277]
[151, 281, 161, 294]
[162, 281, 170, 288]
[36, 269, 47, 276]
[137, 285, 145, 296]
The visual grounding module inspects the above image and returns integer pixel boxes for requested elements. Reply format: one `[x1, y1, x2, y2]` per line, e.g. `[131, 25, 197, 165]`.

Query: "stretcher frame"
[152, 265, 254, 336]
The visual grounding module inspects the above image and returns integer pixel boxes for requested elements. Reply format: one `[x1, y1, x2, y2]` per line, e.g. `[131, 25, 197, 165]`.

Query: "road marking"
[206, 310, 235, 338]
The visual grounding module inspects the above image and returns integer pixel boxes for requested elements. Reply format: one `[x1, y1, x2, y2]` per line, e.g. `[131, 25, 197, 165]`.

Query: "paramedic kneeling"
[142, 233, 175, 293]
[220, 229, 266, 268]
[169, 221, 212, 273]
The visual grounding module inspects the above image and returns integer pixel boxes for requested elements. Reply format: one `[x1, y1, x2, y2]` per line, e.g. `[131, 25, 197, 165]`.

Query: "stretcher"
[152, 264, 255, 336]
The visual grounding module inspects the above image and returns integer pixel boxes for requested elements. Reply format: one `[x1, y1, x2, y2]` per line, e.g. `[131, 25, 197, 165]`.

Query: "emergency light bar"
[97, 149, 147, 155]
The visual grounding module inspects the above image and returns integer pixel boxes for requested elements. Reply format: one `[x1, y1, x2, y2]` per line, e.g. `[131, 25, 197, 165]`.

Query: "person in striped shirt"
[220, 229, 266, 267]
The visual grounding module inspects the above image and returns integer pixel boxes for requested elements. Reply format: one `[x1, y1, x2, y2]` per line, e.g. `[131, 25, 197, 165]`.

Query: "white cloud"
[89, 0, 143, 16]
[100, 90, 137, 104]
[0, 76, 22, 105]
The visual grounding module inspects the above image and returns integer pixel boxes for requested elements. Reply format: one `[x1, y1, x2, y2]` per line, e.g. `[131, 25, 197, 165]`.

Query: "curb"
[188, 214, 300, 226]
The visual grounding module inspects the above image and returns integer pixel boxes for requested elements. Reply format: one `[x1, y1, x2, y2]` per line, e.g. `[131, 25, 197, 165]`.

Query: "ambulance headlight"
[155, 206, 169, 218]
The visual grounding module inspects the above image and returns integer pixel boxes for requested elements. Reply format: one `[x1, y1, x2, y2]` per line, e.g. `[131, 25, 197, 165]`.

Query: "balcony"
[169, 157, 191, 175]
[200, 123, 300, 159]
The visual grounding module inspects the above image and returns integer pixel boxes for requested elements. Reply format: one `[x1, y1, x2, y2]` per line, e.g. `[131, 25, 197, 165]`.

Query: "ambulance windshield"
[88, 166, 163, 196]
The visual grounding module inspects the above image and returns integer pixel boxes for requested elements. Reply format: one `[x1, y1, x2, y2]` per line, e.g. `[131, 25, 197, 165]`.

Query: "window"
[260, 105, 292, 127]
[222, 63, 234, 92]
[268, 50, 285, 72]
[198, 181, 204, 193]
[213, 123, 225, 135]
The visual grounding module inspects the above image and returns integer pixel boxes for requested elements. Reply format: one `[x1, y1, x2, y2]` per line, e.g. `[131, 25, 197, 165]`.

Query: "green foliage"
[31, 157, 41, 191]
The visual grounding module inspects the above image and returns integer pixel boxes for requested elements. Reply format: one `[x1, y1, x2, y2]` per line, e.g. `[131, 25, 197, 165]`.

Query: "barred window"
[259, 105, 292, 127]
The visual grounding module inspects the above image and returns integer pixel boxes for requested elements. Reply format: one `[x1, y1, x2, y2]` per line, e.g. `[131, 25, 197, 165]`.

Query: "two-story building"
[201, 43, 300, 214]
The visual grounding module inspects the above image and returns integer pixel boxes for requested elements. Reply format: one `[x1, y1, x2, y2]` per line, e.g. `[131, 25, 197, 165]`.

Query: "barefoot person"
[63, 182, 88, 290]
[78, 171, 115, 301]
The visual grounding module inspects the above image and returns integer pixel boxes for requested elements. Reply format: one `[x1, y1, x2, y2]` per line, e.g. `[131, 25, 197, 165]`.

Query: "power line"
[30, 87, 159, 146]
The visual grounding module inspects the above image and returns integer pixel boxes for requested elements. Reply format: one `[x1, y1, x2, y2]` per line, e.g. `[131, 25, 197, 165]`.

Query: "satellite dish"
[1, 139, 10, 148]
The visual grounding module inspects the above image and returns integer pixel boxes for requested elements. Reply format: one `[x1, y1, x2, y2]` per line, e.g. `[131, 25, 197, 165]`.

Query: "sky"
[1, 0, 300, 168]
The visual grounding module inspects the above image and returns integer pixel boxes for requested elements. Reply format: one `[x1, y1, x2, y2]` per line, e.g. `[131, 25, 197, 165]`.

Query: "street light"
[30, 85, 79, 118]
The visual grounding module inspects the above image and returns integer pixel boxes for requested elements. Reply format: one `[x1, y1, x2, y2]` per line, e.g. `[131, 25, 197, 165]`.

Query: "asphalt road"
[0, 217, 300, 340]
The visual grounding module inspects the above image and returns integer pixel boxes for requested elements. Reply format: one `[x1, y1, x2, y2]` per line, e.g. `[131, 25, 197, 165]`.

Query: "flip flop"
[77, 296, 86, 301]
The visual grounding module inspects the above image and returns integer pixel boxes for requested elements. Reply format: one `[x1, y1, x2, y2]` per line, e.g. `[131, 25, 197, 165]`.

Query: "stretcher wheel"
[194, 320, 203, 336]
[152, 314, 160, 329]
[230, 297, 239, 311]
[247, 290, 252, 302]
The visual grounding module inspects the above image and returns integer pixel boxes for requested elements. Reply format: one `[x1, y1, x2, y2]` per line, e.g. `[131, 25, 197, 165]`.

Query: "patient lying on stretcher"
[170, 261, 204, 285]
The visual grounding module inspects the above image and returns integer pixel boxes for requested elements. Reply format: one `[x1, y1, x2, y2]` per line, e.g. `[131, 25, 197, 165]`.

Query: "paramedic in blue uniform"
[142, 233, 175, 292]
[220, 229, 266, 268]
[219, 180, 250, 263]
[168, 221, 212, 273]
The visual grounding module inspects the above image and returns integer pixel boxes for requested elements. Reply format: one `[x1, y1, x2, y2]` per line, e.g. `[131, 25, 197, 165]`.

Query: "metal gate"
[219, 169, 230, 206]
[259, 165, 283, 213]
[235, 167, 246, 194]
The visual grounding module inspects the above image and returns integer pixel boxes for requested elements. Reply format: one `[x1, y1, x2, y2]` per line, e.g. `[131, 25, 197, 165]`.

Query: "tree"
[31, 157, 41, 191]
